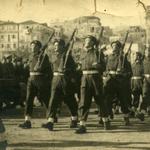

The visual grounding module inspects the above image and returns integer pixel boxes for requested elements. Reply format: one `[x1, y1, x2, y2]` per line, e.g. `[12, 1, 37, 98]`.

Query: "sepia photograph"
[0, 0, 150, 149]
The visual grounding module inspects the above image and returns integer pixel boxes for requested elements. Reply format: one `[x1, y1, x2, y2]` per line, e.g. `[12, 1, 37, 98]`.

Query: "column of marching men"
[1, 35, 148, 134]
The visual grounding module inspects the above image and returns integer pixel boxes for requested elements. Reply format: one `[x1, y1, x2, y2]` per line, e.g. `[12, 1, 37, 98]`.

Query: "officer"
[137, 48, 150, 120]
[19, 40, 53, 129]
[130, 52, 143, 118]
[42, 39, 78, 131]
[76, 35, 110, 134]
[104, 40, 131, 125]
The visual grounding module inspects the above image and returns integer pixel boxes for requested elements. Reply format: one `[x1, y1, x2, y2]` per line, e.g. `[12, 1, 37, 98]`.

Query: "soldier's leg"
[24, 79, 36, 117]
[76, 85, 92, 133]
[132, 91, 140, 109]
[38, 79, 51, 110]
[47, 89, 62, 120]
[43, 87, 63, 131]
[64, 93, 78, 128]
[19, 79, 36, 129]
[117, 86, 130, 125]
[104, 82, 115, 120]
[138, 78, 150, 120]
[94, 93, 110, 129]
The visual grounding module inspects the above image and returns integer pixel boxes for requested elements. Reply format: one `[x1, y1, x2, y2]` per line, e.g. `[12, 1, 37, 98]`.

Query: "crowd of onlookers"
[0, 54, 29, 111]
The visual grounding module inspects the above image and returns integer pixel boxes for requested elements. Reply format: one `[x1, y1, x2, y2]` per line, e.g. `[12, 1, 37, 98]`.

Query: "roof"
[0, 21, 17, 25]
[20, 20, 39, 25]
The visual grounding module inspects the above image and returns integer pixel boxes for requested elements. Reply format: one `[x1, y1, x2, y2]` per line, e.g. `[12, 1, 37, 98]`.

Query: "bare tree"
[137, 0, 147, 12]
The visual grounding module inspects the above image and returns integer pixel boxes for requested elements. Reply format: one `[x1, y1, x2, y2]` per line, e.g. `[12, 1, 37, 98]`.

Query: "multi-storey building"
[0, 21, 19, 57]
[0, 20, 53, 58]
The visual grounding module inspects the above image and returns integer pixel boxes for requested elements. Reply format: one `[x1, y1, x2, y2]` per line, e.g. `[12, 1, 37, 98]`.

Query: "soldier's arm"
[37, 54, 52, 76]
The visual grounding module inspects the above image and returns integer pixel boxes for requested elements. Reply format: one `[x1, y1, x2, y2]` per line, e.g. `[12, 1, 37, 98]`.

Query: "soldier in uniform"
[19, 40, 53, 129]
[42, 39, 78, 131]
[130, 52, 143, 118]
[76, 35, 110, 134]
[137, 48, 150, 120]
[104, 40, 131, 125]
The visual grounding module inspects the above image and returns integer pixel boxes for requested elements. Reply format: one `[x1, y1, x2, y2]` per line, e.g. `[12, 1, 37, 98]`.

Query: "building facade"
[0, 20, 53, 58]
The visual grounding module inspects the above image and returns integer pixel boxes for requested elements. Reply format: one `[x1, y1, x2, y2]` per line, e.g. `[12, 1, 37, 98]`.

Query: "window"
[7, 44, 10, 48]
[13, 43, 16, 48]
[8, 35, 10, 42]
[12, 35, 16, 39]
[1, 26, 4, 30]
[1, 44, 4, 48]
[13, 25, 16, 30]
[90, 27, 95, 33]
[1, 35, 4, 39]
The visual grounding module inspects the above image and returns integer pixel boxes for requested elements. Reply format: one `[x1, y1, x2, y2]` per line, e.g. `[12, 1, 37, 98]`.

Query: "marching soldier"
[137, 48, 150, 120]
[104, 40, 131, 125]
[130, 52, 143, 118]
[42, 39, 78, 131]
[76, 35, 110, 134]
[19, 40, 53, 129]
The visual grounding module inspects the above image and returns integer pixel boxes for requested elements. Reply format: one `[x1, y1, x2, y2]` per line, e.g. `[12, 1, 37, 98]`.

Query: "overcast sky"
[0, 0, 150, 23]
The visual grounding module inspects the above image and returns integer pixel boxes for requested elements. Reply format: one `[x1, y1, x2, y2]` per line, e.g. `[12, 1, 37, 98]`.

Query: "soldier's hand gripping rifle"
[97, 26, 104, 49]
[63, 28, 77, 69]
[97, 27, 104, 63]
[120, 31, 129, 69]
[122, 41, 133, 68]
[34, 29, 55, 71]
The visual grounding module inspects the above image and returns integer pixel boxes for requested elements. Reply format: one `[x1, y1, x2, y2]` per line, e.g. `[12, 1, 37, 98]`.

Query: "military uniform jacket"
[131, 61, 143, 91]
[29, 53, 52, 80]
[131, 61, 143, 77]
[143, 57, 150, 74]
[80, 49, 104, 95]
[51, 51, 77, 94]
[106, 53, 132, 78]
[80, 49, 105, 73]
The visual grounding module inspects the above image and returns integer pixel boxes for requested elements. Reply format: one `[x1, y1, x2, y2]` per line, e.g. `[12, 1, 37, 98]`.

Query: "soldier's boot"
[19, 120, 31, 129]
[104, 121, 111, 130]
[41, 122, 53, 131]
[147, 110, 150, 116]
[98, 118, 104, 126]
[135, 112, 145, 121]
[70, 120, 78, 128]
[75, 125, 86, 134]
[102, 118, 111, 130]
[124, 116, 130, 126]
[54, 117, 58, 123]
[147, 107, 150, 116]
[129, 106, 136, 118]
[129, 111, 135, 118]
[113, 105, 120, 115]
[94, 110, 99, 114]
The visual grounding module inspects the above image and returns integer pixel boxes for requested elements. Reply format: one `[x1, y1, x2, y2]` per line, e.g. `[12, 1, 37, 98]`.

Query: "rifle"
[122, 31, 129, 51]
[34, 29, 55, 70]
[97, 27, 104, 49]
[122, 41, 133, 68]
[117, 31, 129, 71]
[97, 27, 104, 64]
[63, 28, 77, 69]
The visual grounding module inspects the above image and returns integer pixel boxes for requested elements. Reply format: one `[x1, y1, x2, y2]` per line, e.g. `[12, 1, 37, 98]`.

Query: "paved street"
[1, 106, 150, 150]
